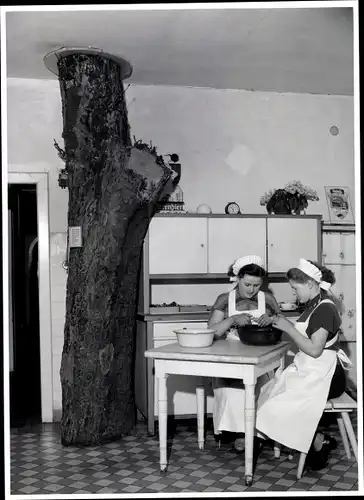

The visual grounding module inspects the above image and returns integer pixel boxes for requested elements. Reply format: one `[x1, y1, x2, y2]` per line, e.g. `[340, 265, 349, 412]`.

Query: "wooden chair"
[273, 392, 358, 479]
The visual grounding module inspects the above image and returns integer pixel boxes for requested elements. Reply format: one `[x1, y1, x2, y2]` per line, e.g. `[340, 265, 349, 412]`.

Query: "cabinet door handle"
[339, 252, 344, 260]
[200, 244, 205, 248]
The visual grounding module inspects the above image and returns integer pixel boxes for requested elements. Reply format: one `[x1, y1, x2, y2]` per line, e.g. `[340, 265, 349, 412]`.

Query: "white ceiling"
[5, 6, 354, 95]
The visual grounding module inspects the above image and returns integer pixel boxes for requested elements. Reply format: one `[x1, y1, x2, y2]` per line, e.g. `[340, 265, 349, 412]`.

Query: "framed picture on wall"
[324, 186, 354, 224]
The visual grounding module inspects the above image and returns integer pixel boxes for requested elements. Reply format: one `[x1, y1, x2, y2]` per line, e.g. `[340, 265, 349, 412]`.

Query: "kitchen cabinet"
[267, 217, 320, 272]
[207, 217, 267, 273]
[135, 319, 214, 434]
[327, 264, 357, 342]
[136, 213, 322, 433]
[153, 322, 214, 420]
[322, 226, 357, 389]
[148, 217, 208, 274]
[148, 214, 321, 278]
[322, 232, 356, 265]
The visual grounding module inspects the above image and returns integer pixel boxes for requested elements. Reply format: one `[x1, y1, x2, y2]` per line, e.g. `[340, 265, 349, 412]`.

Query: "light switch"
[69, 226, 82, 248]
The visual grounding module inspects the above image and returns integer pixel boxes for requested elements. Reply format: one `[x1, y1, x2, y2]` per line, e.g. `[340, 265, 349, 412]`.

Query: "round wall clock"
[225, 202, 241, 215]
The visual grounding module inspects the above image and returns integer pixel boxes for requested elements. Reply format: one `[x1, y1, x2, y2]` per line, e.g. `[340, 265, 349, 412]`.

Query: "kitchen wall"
[7, 77, 355, 231]
[7, 77, 357, 417]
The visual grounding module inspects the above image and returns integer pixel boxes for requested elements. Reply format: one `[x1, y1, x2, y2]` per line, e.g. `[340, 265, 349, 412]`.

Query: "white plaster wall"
[8, 78, 355, 227]
[7, 77, 356, 416]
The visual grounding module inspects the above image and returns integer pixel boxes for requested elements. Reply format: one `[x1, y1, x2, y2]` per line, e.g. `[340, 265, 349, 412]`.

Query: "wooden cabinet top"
[153, 213, 323, 220]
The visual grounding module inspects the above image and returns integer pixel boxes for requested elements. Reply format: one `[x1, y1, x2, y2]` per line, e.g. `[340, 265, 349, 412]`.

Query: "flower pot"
[266, 191, 308, 215]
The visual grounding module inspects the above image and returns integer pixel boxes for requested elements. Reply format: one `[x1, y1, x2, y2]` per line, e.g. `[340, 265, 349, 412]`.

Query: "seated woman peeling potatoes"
[207, 255, 280, 451]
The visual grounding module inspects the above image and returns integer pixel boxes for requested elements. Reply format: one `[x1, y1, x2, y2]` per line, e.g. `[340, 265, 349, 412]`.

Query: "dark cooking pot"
[237, 324, 282, 346]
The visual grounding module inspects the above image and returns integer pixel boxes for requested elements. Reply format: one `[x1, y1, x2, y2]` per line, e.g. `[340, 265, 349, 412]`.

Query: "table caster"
[160, 467, 168, 475]
[245, 475, 253, 486]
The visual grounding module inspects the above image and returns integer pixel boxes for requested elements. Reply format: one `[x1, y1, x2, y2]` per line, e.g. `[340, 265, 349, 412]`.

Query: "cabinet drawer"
[153, 321, 208, 339]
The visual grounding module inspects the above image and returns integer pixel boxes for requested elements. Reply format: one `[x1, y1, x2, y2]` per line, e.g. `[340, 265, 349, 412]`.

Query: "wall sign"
[325, 186, 354, 224]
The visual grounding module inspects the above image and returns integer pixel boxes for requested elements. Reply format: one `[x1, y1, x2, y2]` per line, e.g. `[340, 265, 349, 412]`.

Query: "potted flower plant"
[260, 181, 319, 215]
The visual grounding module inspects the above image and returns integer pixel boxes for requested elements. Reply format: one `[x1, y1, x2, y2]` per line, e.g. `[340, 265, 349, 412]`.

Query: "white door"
[148, 217, 208, 274]
[323, 232, 356, 265]
[328, 265, 357, 342]
[207, 218, 267, 273]
[267, 217, 319, 273]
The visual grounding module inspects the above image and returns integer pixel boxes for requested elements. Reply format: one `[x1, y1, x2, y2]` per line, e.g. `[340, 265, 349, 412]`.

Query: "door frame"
[8, 172, 53, 422]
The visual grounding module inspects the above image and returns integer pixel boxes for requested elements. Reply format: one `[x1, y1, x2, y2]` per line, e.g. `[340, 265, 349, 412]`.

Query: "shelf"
[322, 223, 355, 233]
[137, 309, 300, 322]
[137, 311, 210, 322]
[150, 273, 288, 284]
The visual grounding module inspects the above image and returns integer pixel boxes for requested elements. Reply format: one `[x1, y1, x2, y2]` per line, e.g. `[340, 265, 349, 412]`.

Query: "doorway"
[9, 184, 41, 426]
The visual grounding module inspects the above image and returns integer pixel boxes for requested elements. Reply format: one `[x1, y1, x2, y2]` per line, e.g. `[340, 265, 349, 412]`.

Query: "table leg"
[196, 384, 205, 450]
[147, 358, 155, 436]
[157, 373, 168, 473]
[244, 382, 256, 486]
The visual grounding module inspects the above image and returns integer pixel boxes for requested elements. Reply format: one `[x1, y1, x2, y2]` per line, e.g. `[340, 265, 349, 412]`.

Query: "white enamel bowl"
[279, 302, 297, 311]
[174, 328, 216, 348]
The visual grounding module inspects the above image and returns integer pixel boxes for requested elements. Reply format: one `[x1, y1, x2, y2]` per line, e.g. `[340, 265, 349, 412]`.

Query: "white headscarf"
[298, 258, 332, 291]
[229, 255, 265, 289]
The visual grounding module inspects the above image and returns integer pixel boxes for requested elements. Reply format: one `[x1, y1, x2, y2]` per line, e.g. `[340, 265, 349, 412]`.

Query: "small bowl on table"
[279, 302, 297, 311]
[174, 328, 216, 348]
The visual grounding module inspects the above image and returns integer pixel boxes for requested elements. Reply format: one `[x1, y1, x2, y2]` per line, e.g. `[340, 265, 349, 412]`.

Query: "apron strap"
[228, 289, 236, 317]
[325, 332, 339, 348]
[336, 349, 353, 371]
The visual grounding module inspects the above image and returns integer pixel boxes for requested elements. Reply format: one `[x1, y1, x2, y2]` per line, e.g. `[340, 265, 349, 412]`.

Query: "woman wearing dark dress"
[255, 259, 351, 471]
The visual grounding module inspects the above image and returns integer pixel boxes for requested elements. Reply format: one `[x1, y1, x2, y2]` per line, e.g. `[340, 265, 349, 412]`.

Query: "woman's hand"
[231, 313, 252, 327]
[272, 314, 293, 333]
[257, 313, 274, 327]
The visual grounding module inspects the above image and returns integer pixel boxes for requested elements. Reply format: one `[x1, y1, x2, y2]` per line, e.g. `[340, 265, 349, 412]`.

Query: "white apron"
[255, 298, 351, 453]
[212, 289, 272, 434]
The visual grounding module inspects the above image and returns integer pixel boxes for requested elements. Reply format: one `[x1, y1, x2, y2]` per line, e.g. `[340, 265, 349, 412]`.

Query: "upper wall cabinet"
[148, 216, 208, 274]
[267, 217, 321, 273]
[147, 215, 321, 275]
[207, 217, 267, 273]
[322, 232, 356, 265]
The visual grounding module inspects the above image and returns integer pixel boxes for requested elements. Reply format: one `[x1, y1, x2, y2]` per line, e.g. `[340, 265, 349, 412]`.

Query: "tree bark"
[57, 52, 175, 445]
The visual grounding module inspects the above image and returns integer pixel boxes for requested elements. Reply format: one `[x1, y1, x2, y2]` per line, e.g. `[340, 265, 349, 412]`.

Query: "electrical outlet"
[69, 226, 82, 248]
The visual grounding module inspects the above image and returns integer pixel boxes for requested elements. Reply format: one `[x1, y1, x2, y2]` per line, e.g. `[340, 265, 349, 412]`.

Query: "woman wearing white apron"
[255, 258, 351, 471]
[208, 255, 281, 451]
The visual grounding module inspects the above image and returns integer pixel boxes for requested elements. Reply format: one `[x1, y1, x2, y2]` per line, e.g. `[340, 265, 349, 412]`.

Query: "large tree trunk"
[57, 52, 175, 445]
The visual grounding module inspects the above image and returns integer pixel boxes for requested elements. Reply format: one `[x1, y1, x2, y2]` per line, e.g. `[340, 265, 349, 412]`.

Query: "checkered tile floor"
[10, 413, 358, 494]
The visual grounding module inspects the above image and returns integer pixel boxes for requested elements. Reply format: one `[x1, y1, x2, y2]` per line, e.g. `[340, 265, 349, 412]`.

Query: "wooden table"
[145, 339, 291, 486]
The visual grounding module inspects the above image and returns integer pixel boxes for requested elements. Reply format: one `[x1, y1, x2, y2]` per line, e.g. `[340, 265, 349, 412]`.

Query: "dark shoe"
[252, 437, 265, 470]
[306, 441, 331, 471]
